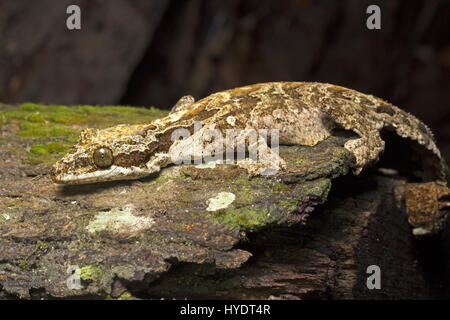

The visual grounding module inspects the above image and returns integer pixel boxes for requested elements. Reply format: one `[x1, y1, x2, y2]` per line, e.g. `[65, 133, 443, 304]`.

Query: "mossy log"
[0, 104, 448, 299]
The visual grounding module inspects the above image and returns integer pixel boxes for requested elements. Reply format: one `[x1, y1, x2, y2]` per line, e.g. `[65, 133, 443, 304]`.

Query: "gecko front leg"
[234, 130, 287, 176]
[237, 146, 287, 176]
[343, 130, 385, 174]
[146, 153, 171, 173]
[168, 124, 287, 176]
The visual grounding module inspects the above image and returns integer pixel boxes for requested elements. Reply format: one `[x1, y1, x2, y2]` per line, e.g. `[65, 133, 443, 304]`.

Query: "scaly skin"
[51, 82, 446, 185]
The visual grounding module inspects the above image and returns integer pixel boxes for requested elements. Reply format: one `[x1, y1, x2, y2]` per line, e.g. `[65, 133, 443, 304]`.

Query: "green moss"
[233, 177, 253, 186]
[1, 102, 168, 138]
[30, 142, 69, 155]
[212, 207, 270, 229]
[278, 199, 298, 211]
[278, 179, 331, 214]
[11, 103, 167, 124]
[271, 182, 290, 192]
[19, 241, 48, 271]
[80, 265, 102, 282]
[147, 175, 172, 185]
[307, 178, 332, 201]
[18, 121, 79, 141]
[240, 187, 255, 203]
[233, 185, 254, 204]
[28, 141, 72, 164]
[0, 102, 169, 164]
[230, 177, 258, 204]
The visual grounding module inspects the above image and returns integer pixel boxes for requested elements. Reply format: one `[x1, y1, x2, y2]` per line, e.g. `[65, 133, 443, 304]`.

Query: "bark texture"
[0, 103, 448, 299]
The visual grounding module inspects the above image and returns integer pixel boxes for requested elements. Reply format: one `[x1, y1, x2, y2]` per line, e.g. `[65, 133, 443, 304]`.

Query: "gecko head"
[51, 125, 160, 185]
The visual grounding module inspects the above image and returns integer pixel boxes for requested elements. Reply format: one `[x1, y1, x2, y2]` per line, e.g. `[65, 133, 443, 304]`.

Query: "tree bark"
[0, 103, 448, 299]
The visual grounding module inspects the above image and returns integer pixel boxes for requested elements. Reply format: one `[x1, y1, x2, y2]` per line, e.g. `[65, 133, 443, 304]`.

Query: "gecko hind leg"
[236, 135, 287, 177]
[146, 153, 171, 173]
[343, 131, 385, 174]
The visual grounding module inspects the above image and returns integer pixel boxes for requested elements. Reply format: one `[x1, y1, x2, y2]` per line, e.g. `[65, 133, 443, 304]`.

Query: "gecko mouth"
[52, 165, 153, 185]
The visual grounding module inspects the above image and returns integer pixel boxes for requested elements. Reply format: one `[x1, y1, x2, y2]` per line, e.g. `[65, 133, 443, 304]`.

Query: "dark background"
[1, 0, 449, 161]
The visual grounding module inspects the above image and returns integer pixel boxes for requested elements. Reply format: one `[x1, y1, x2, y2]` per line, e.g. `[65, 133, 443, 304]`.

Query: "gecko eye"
[93, 147, 113, 168]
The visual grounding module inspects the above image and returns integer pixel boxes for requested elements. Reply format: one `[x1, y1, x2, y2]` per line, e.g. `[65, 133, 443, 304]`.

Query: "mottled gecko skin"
[51, 82, 447, 186]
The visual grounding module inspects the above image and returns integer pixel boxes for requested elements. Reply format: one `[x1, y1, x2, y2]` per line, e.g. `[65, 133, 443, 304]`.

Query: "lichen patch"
[86, 208, 154, 233]
[207, 192, 236, 211]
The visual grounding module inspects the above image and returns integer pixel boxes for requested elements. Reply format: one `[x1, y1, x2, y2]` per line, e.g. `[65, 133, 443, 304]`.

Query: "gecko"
[51, 82, 450, 237]
[51, 81, 447, 185]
